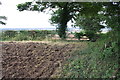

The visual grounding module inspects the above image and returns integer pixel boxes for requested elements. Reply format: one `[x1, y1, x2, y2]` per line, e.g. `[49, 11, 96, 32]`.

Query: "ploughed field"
[1, 41, 83, 78]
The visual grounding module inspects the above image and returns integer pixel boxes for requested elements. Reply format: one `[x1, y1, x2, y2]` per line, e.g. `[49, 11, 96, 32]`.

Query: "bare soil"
[0, 41, 83, 78]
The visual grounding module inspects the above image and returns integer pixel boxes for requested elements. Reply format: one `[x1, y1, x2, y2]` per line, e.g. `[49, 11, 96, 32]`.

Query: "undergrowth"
[61, 31, 119, 78]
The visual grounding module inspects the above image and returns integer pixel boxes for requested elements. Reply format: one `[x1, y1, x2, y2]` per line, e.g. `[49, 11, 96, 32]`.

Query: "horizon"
[0, 27, 80, 33]
[0, 27, 110, 33]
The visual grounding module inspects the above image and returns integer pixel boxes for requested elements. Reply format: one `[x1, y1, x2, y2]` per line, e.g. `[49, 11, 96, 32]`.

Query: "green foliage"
[85, 31, 98, 42]
[75, 15, 105, 32]
[28, 30, 54, 40]
[17, 2, 119, 40]
[75, 2, 119, 40]
[62, 52, 118, 78]
[17, 2, 32, 11]
[13, 33, 31, 41]
[103, 2, 120, 30]
[0, 16, 7, 25]
[2, 30, 18, 40]
[1, 30, 56, 41]
[16, 2, 83, 39]
[62, 32, 118, 78]
[19, 30, 29, 34]
[98, 31, 119, 59]
[61, 29, 119, 78]
[74, 32, 84, 40]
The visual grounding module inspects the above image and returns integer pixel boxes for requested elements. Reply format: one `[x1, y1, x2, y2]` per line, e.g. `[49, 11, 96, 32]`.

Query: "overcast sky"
[0, 0, 72, 29]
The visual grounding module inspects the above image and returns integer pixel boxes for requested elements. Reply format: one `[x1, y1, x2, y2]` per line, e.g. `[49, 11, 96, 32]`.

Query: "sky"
[0, 0, 72, 29]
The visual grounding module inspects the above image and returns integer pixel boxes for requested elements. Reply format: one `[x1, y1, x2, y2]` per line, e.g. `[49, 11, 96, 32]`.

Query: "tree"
[74, 2, 120, 42]
[17, 2, 86, 39]
[75, 14, 105, 33]
[75, 2, 120, 32]
[75, 2, 105, 33]
[103, 2, 120, 31]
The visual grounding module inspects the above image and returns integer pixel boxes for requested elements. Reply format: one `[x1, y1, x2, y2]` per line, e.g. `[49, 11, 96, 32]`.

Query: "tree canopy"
[17, 2, 84, 39]
[17, 2, 120, 39]
[75, 2, 120, 32]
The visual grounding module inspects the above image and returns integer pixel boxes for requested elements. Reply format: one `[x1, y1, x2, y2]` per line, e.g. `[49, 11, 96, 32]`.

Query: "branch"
[0, 21, 6, 25]
[0, 16, 7, 20]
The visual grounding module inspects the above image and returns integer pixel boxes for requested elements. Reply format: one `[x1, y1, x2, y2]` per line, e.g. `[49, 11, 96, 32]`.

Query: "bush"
[85, 31, 97, 42]
[2, 30, 18, 41]
[3, 30, 18, 38]
[74, 32, 84, 40]
[61, 30, 119, 78]
[27, 30, 54, 40]
[62, 39, 118, 78]
[1, 30, 57, 41]
[13, 33, 31, 41]
[19, 30, 29, 35]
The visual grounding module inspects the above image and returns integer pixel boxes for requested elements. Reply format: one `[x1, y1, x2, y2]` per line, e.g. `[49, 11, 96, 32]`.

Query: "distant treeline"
[1, 30, 57, 41]
[1, 30, 107, 41]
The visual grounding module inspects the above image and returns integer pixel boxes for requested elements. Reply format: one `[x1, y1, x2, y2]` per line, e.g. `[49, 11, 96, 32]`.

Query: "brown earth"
[0, 41, 86, 78]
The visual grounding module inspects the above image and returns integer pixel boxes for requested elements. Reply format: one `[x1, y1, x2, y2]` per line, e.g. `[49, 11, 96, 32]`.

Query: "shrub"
[1, 30, 57, 41]
[62, 39, 118, 78]
[27, 30, 54, 40]
[85, 31, 97, 42]
[3, 30, 18, 38]
[19, 30, 29, 35]
[61, 30, 119, 78]
[2, 30, 18, 41]
[74, 32, 84, 40]
[13, 33, 31, 41]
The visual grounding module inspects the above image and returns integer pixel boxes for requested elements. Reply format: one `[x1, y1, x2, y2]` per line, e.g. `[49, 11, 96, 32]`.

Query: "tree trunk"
[57, 21, 67, 39]
[57, 3, 69, 39]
